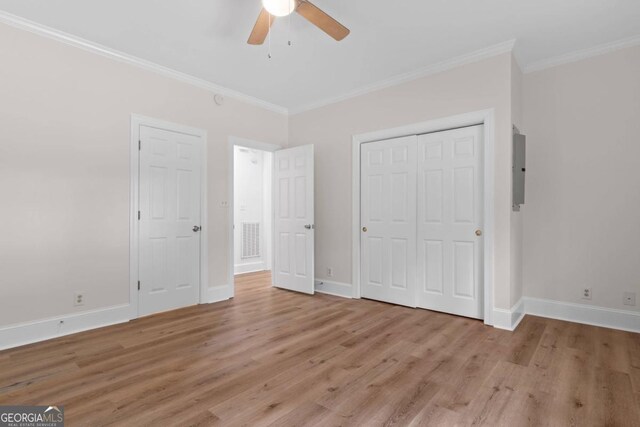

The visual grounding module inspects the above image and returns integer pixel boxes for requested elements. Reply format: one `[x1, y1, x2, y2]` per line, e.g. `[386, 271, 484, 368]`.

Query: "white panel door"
[139, 125, 202, 316]
[417, 125, 483, 318]
[274, 145, 314, 294]
[361, 136, 417, 307]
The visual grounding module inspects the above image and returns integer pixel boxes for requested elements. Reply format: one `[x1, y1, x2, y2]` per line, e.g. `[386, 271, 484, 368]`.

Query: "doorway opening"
[228, 137, 316, 297]
[233, 146, 273, 279]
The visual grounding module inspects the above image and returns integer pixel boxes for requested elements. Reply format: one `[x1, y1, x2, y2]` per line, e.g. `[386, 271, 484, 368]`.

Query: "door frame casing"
[228, 137, 282, 295]
[129, 114, 208, 320]
[351, 109, 496, 326]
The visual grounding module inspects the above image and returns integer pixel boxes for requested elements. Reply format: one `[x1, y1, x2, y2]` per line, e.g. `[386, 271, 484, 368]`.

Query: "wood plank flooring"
[1, 271, 639, 426]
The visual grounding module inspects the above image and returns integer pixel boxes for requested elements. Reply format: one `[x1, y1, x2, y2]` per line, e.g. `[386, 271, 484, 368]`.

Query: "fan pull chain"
[288, 3, 292, 46]
[268, 13, 272, 59]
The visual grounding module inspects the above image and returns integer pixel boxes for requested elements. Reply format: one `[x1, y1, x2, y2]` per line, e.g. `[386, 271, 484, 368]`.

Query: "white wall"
[289, 52, 517, 311]
[522, 45, 640, 313]
[262, 152, 273, 271]
[510, 56, 525, 307]
[4, 12, 636, 337]
[0, 22, 288, 327]
[233, 147, 272, 274]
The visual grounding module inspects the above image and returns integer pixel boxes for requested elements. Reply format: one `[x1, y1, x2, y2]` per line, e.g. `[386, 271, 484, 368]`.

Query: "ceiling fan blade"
[295, 1, 350, 41]
[248, 8, 274, 45]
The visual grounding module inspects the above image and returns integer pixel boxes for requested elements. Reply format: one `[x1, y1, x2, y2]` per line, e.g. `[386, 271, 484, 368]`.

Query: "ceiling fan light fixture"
[262, 0, 296, 17]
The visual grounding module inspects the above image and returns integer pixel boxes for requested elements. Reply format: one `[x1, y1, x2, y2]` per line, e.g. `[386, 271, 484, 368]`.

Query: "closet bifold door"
[416, 125, 484, 319]
[360, 135, 417, 307]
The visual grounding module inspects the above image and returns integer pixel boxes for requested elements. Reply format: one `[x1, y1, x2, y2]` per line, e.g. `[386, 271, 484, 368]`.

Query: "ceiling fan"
[248, 0, 350, 45]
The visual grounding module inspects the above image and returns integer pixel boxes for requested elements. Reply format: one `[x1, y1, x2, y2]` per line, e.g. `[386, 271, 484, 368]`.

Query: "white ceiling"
[1, 0, 639, 112]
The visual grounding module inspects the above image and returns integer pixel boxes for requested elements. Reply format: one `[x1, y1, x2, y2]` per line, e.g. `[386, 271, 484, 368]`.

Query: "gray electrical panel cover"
[513, 133, 526, 211]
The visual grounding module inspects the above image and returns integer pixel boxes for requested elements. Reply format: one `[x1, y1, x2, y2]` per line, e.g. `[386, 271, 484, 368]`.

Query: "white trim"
[235, 262, 268, 275]
[130, 114, 208, 319]
[524, 34, 640, 73]
[315, 280, 352, 299]
[289, 40, 515, 115]
[524, 297, 640, 334]
[0, 304, 129, 351]
[351, 109, 496, 326]
[352, 140, 362, 300]
[206, 285, 232, 304]
[0, 10, 288, 116]
[493, 298, 525, 331]
[493, 297, 640, 333]
[228, 137, 282, 294]
[5, 7, 639, 116]
[230, 137, 282, 153]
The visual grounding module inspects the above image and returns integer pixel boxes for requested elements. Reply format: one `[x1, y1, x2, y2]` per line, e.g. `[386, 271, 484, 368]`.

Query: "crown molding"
[288, 39, 516, 115]
[8, 7, 637, 117]
[0, 10, 289, 115]
[511, 40, 525, 73]
[523, 34, 640, 74]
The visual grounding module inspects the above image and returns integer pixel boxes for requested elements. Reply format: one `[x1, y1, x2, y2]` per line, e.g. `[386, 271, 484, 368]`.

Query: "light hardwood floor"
[1, 271, 639, 426]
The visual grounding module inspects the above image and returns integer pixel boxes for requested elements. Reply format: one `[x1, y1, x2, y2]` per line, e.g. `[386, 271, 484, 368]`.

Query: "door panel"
[417, 125, 483, 319]
[139, 125, 202, 316]
[361, 136, 417, 307]
[274, 145, 314, 294]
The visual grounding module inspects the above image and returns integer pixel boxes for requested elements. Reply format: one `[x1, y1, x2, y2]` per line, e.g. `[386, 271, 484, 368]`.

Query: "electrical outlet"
[326, 267, 333, 278]
[220, 201, 229, 208]
[623, 292, 636, 306]
[74, 292, 85, 306]
[581, 288, 592, 300]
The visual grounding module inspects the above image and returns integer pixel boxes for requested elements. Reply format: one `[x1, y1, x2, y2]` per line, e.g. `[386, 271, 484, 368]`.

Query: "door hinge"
[137, 281, 140, 291]
[138, 210, 141, 220]
[138, 140, 141, 150]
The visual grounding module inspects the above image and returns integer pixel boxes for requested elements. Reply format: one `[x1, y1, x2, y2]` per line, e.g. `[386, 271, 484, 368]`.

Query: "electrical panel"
[513, 133, 526, 211]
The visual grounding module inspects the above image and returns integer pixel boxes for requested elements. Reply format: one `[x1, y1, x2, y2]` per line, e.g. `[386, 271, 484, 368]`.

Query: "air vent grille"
[241, 222, 260, 259]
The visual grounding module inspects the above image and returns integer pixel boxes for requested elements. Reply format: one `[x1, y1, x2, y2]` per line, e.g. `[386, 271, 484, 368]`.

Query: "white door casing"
[138, 125, 202, 316]
[417, 125, 484, 318]
[227, 137, 282, 296]
[274, 145, 314, 294]
[360, 136, 417, 307]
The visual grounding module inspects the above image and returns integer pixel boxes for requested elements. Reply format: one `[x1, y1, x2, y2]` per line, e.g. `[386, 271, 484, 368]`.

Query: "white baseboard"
[524, 297, 640, 333]
[206, 285, 233, 304]
[492, 297, 640, 333]
[315, 280, 352, 299]
[0, 304, 130, 351]
[493, 298, 525, 331]
[234, 262, 267, 275]
[2, 293, 634, 352]
[0, 285, 233, 351]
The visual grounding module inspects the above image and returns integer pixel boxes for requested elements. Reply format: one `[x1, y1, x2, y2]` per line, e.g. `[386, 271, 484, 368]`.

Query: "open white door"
[274, 145, 314, 294]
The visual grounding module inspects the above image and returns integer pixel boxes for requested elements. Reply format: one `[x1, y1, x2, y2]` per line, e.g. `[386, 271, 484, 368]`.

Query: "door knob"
[362, 227, 368, 232]
[193, 225, 201, 232]
[475, 229, 482, 236]
[304, 224, 313, 230]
